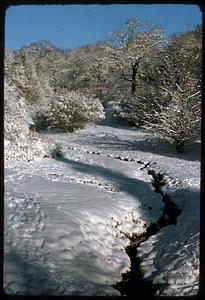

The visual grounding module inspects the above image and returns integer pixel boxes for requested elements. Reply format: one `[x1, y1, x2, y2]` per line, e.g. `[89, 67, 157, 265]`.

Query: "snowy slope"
[4, 107, 200, 296]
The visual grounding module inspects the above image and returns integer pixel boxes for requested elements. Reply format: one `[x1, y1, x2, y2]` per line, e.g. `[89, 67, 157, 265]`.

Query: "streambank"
[112, 168, 182, 296]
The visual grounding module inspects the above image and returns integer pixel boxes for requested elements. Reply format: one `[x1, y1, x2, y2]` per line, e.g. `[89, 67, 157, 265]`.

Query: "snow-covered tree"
[4, 79, 30, 142]
[106, 18, 165, 95]
[104, 18, 166, 125]
[5, 41, 107, 137]
[5, 44, 55, 121]
[111, 50, 164, 126]
[145, 86, 201, 153]
[4, 48, 28, 94]
[17, 45, 54, 105]
[4, 79, 50, 161]
[144, 27, 202, 153]
[63, 44, 110, 105]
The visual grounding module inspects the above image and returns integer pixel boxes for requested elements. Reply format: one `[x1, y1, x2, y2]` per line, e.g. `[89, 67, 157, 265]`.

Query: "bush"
[47, 91, 105, 132]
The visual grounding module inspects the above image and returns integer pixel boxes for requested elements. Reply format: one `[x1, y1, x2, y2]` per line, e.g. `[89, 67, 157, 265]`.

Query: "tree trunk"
[131, 67, 137, 95]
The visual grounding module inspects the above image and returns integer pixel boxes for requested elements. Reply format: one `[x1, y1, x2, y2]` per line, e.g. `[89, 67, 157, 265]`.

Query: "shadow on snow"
[53, 155, 155, 207]
[80, 127, 201, 162]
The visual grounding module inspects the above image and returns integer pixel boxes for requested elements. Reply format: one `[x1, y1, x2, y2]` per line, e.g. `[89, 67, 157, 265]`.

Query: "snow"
[4, 80, 50, 161]
[4, 104, 200, 296]
[138, 172, 200, 296]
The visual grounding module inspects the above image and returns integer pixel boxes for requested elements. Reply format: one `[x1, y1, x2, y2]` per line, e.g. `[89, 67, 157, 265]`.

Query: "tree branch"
[185, 90, 201, 100]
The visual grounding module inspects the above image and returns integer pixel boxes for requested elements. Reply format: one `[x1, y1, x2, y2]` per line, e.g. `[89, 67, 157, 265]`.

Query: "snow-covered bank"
[138, 171, 200, 296]
[4, 153, 163, 295]
[4, 121, 200, 296]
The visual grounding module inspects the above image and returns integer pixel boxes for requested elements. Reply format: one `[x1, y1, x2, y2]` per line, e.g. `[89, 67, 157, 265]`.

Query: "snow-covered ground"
[4, 105, 200, 296]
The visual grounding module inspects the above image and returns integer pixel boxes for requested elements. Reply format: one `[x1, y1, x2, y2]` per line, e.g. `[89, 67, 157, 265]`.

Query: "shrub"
[47, 91, 105, 132]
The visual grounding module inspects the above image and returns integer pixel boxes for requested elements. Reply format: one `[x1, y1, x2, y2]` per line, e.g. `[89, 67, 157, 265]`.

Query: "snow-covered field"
[4, 107, 200, 296]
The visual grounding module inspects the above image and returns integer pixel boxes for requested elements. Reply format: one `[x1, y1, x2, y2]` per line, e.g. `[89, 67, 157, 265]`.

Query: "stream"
[112, 165, 182, 296]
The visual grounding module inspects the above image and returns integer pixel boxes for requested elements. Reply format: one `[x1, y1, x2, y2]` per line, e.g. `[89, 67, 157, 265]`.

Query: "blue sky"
[5, 4, 202, 50]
